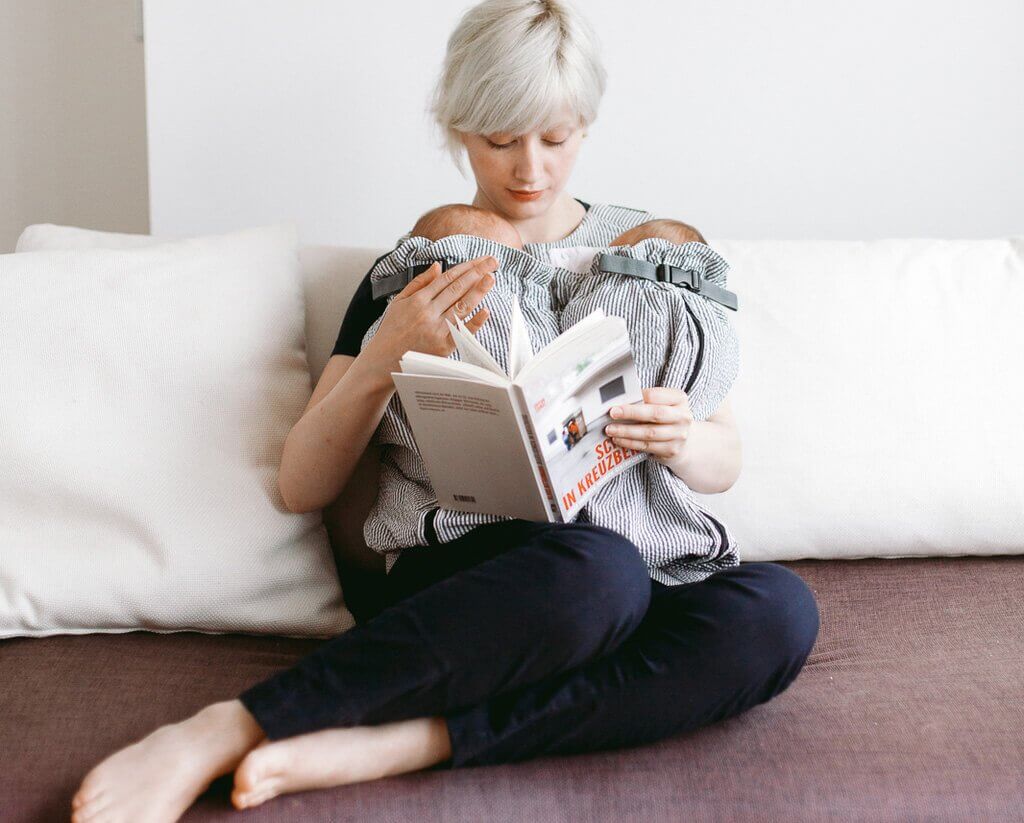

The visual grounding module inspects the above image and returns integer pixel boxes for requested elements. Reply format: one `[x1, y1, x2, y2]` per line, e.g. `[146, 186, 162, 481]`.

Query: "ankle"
[375, 716, 453, 777]
[190, 701, 266, 773]
[207, 700, 265, 740]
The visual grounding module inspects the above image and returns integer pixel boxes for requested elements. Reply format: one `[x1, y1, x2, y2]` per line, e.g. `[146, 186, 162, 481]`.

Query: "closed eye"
[488, 139, 567, 150]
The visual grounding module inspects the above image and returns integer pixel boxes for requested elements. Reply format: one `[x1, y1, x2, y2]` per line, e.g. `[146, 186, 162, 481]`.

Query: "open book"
[391, 295, 646, 522]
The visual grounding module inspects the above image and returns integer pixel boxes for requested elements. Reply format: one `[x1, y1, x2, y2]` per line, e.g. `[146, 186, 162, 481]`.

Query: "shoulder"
[330, 249, 394, 357]
[587, 202, 658, 229]
[351, 249, 391, 298]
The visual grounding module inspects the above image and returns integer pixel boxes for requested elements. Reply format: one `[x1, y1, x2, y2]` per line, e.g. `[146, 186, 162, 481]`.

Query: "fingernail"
[611, 407, 622, 417]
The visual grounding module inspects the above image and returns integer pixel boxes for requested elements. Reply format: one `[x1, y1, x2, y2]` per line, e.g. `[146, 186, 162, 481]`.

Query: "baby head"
[412, 203, 525, 250]
[611, 218, 707, 247]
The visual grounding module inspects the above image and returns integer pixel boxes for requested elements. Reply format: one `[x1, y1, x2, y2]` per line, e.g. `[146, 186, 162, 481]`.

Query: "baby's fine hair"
[412, 203, 525, 249]
[635, 219, 708, 245]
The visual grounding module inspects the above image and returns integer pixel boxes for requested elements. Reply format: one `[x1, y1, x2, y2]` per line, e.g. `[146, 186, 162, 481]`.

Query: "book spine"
[511, 384, 561, 522]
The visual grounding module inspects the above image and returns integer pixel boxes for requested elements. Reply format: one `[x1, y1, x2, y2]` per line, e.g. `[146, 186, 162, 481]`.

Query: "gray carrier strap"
[372, 260, 453, 301]
[597, 253, 739, 311]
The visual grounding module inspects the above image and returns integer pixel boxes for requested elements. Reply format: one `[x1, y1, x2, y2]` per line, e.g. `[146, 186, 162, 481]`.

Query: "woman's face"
[459, 108, 586, 219]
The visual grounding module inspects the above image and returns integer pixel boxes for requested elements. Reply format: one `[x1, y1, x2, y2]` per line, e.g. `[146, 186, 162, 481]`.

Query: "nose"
[513, 137, 543, 185]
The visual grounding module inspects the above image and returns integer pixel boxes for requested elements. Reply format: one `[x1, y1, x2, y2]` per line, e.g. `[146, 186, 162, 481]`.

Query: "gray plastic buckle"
[657, 263, 702, 293]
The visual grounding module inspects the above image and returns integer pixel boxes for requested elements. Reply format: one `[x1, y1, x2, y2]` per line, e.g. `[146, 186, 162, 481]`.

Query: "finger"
[464, 306, 490, 333]
[449, 270, 496, 321]
[397, 261, 440, 298]
[444, 291, 474, 325]
[438, 262, 496, 318]
[605, 423, 681, 442]
[421, 256, 497, 300]
[610, 436, 674, 456]
[610, 403, 681, 423]
[642, 386, 687, 405]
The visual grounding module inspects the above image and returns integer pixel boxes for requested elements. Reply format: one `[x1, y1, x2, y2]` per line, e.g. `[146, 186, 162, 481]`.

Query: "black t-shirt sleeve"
[331, 251, 391, 358]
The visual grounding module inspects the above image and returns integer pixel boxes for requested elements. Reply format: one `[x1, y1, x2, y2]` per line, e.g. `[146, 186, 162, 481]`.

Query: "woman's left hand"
[604, 387, 695, 465]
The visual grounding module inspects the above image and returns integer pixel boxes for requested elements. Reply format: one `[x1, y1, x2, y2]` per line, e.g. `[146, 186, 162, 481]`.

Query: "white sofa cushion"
[284, 235, 1024, 564]
[695, 236, 1024, 561]
[19, 226, 1024, 565]
[3, 223, 354, 638]
[17, 224, 384, 387]
[299, 235, 1024, 562]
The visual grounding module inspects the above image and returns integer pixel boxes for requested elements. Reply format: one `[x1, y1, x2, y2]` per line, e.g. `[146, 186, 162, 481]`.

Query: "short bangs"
[429, 0, 606, 177]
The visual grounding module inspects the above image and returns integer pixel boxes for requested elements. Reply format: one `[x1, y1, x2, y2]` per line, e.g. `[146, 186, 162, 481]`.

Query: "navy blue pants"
[238, 519, 820, 768]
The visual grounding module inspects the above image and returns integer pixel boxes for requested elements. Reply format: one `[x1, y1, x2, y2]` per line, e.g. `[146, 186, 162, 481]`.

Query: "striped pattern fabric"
[556, 239, 741, 584]
[359, 203, 741, 584]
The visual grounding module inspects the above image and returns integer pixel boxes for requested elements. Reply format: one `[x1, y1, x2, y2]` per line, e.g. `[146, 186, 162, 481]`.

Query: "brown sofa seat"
[2, 556, 1022, 822]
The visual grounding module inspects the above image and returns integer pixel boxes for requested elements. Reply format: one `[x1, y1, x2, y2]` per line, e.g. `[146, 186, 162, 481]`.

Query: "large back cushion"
[301, 236, 1024, 562]
[21, 227, 1022, 566]
[700, 236, 1024, 561]
[5, 224, 355, 638]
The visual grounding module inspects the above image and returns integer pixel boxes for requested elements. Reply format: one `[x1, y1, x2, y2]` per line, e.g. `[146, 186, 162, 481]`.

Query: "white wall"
[144, 0, 1023, 246]
[0, 0, 148, 252]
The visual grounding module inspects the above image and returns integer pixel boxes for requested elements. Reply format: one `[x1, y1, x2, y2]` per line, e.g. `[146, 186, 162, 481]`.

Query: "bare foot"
[232, 716, 452, 809]
[70, 700, 264, 823]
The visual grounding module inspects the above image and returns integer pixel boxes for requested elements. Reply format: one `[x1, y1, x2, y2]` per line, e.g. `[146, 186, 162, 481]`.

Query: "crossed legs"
[69, 521, 652, 821]
[70, 521, 819, 821]
[70, 685, 454, 822]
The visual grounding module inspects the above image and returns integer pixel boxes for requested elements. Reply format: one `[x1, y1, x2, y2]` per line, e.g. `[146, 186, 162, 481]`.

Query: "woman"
[71, 2, 820, 820]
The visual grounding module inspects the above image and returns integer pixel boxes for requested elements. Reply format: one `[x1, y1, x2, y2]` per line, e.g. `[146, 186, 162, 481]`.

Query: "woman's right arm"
[278, 350, 396, 514]
[278, 253, 500, 513]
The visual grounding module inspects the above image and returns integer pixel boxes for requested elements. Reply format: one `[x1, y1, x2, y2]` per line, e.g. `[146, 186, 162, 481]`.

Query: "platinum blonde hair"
[429, 0, 606, 178]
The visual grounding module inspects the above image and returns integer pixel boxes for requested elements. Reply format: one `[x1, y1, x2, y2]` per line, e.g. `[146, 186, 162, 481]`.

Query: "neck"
[472, 190, 585, 245]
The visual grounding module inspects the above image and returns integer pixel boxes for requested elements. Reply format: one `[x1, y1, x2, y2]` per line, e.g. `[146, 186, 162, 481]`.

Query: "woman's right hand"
[366, 255, 499, 371]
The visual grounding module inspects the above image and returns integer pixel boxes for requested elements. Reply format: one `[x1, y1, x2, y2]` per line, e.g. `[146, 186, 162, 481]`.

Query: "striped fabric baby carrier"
[359, 206, 741, 585]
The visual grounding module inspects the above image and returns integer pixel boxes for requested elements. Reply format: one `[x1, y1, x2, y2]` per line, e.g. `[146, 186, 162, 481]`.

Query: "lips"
[508, 188, 545, 200]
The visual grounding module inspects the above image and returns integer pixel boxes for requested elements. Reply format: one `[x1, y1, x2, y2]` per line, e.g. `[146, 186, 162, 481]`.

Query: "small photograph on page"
[560, 408, 587, 452]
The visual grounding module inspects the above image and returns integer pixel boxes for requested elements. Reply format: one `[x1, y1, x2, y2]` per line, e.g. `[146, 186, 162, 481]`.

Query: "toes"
[234, 740, 284, 790]
[72, 780, 102, 807]
[231, 784, 255, 810]
[233, 782, 280, 809]
[232, 755, 266, 809]
[232, 741, 293, 809]
[232, 790, 253, 809]
[233, 753, 263, 794]
[71, 797, 109, 823]
[71, 789, 105, 814]
[232, 786, 259, 809]
[71, 794, 94, 814]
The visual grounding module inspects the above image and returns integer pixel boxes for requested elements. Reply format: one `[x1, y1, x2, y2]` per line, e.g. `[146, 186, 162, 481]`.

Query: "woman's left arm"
[604, 389, 741, 494]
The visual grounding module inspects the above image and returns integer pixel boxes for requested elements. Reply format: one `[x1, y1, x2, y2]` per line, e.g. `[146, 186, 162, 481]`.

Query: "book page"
[507, 294, 534, 379]
[446, 316, 505, 377]
[514, 307, 607, 386]
[391, 373, 552, 521]
[514, 319, 647, 521]
[398, 351, 509, 387]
